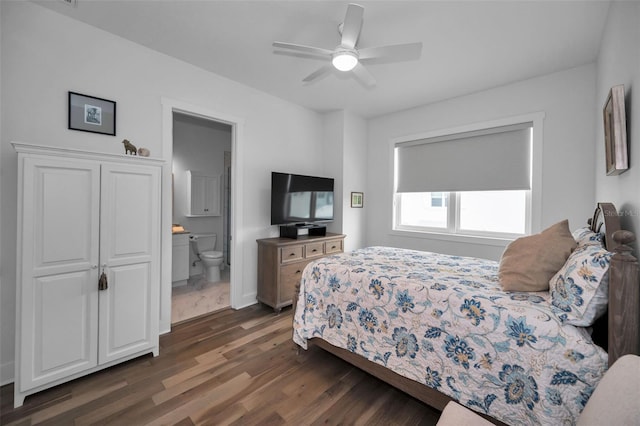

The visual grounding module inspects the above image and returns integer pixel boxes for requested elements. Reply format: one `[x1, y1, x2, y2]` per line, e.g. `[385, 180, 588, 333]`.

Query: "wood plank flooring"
[0, 304, 442, 425]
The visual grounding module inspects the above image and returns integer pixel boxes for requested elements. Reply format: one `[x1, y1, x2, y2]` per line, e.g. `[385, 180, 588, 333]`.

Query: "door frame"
[160, 98, 245, 333]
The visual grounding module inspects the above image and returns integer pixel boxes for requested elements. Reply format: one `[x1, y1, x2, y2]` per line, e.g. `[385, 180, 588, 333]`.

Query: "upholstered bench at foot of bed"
[436, 401, 494, 426]
[576, 354, 640, 425]
[436, 354, 640, 426]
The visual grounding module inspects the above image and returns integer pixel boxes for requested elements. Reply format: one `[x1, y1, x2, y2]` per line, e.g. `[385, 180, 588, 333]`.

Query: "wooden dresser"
[257, 233, 346, 312]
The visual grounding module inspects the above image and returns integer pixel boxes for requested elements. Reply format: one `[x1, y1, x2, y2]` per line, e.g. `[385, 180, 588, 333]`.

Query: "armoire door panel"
[21, 271, 98, 390]
[101, 167, 157, 261]
[98, 163, 160, 365]
[19, 157, 100, 391]
[39, 171, 96, 266]
[25, 158, 100, 273]
[99, 264, 154, 363]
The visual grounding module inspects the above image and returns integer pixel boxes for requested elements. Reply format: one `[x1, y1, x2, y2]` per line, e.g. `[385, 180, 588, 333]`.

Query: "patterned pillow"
[549, 244, 612, 326]
[572, 227, 604, 248]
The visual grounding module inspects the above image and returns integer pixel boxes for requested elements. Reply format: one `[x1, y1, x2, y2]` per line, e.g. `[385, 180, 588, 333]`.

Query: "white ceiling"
[35, 0, 611, 118]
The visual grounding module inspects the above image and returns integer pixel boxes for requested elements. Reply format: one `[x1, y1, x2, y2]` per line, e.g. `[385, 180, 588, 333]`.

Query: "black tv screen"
[271, 172, 334, 226]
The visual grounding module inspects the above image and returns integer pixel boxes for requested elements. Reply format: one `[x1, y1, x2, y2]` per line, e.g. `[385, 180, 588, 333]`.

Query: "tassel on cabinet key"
[98, 271, 108, 290]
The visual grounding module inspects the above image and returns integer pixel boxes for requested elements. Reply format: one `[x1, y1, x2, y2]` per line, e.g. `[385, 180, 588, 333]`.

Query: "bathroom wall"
[172, 113, 232, 276]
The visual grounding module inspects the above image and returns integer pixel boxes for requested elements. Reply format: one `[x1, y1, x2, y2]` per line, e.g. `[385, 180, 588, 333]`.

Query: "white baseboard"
[237, 293, 258, 310]
[159, 320, 171, 335]
[0, 361, 14, 386]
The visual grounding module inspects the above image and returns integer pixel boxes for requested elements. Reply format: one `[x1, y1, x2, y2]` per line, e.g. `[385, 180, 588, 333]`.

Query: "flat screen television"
[271, 172, 334, 226]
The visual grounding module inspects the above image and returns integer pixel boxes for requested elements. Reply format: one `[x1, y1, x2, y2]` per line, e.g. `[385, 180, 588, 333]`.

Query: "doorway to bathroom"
[170, 112, 233, 324]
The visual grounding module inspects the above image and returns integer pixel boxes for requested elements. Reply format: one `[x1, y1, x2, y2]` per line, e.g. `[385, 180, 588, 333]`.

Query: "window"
[458, 190, 527, 234]
[398, 192, 448, 228]
[394, 121, 535, 239]
[396, 190, 528, 237]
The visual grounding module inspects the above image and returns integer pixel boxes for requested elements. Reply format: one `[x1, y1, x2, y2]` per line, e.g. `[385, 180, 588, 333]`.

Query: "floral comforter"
[293, 247, 608, 425]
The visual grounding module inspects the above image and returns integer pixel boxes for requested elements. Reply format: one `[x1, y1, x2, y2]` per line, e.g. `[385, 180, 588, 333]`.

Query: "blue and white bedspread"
[293, 247, 608, 425]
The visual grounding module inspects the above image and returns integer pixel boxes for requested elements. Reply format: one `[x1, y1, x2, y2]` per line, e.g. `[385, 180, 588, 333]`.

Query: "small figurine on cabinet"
[137, 147, 150, 157]
[122, 139, 137, 155]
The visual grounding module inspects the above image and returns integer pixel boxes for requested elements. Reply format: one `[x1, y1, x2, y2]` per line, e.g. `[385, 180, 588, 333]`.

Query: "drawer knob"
[296, 270, 301, 274]
[312, 249, 317, 252]
[290, 253, 296, 256]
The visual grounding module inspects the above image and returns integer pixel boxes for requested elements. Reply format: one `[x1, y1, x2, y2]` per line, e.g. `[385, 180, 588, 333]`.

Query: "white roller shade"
[396, 123, 532, 193]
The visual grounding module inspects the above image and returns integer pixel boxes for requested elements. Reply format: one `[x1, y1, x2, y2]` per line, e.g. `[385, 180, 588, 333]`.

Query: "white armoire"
[12, 142, 163, 407]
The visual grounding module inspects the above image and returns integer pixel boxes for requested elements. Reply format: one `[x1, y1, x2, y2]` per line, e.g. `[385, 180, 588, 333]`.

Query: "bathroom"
[171, 112, 232, 324]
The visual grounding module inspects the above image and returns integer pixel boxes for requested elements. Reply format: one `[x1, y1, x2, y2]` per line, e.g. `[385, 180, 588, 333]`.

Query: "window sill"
[390, 229, 514, 247]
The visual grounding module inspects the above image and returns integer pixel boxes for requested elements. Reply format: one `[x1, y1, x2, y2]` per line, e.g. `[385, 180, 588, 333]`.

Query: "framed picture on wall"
[603, 84, 628, 175]
[68, 91, 116, 136]
[351, 192, 364, 208]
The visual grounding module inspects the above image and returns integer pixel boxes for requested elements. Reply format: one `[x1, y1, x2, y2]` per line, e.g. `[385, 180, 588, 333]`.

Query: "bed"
[292, 203, 639, 425]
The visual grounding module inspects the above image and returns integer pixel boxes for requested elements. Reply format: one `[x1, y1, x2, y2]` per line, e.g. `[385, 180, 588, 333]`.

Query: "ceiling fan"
[272, 3, 422, 87]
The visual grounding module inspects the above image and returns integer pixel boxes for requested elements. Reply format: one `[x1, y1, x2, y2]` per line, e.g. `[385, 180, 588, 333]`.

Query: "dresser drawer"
[325, 239, 343, 254]
[280, 245, 303, 263]
[280, 261, 309, 301]
[305, 242, 325, 259]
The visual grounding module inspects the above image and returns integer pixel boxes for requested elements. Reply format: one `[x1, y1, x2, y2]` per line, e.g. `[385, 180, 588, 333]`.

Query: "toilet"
[189, 233, 224, 282]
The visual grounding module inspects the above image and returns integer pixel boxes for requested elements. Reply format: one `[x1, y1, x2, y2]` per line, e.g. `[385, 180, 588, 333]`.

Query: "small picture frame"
[603, 85, 628, 175]
[351, 192, 364, 208]
[68, 91, 116, 136]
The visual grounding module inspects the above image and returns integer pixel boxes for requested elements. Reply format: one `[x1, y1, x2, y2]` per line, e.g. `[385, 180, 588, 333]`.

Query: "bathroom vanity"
[172, 231, 190, 286]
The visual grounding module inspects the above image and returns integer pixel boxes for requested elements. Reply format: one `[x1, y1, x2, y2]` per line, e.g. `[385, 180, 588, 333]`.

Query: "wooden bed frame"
[298, 203, 639, 420]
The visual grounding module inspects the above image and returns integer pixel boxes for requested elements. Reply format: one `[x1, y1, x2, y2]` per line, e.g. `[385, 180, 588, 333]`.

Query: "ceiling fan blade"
[272, 42, 333, 57]
[303, 65, 333, 83]
[358, 42, 423, 61]
[273, 51, 331, 62]
[352, 63, 376, 88]
[341, 3, 364, 49]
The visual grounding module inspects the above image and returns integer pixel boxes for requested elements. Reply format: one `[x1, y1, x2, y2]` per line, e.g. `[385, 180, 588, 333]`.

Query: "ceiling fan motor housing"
[332, 48, 359, 71]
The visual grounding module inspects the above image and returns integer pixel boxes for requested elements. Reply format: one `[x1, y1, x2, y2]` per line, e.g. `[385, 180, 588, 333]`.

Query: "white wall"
[366, 64, 597, 261]
[595, 1, 640, 255]
[321, 111, 368, 252]
[342, 111, 368, 251]
[0, 0, 6, 386]
[0, 1, 325, 384]
[172, 114, 231, 275]
[323, 111, 345, 236]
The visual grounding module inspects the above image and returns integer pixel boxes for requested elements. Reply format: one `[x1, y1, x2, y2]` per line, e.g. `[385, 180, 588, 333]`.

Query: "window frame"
[390, 112, 544, 242]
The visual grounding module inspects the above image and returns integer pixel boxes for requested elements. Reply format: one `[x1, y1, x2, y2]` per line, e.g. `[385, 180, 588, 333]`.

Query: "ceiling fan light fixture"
[332, 50, 358, 71]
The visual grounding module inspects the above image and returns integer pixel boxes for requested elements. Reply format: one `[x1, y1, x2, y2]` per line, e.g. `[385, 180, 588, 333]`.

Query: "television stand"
[256, 232, 346, 312]
[279, 223, 327, 239]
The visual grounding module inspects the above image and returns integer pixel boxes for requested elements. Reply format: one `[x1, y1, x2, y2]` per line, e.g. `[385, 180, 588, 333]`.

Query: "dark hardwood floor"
[0, 304, 442, 425]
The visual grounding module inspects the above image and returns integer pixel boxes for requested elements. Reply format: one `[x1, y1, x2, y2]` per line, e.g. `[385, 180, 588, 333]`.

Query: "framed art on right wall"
[603, 84, 628, 175]
[351, 192, 363, 208]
